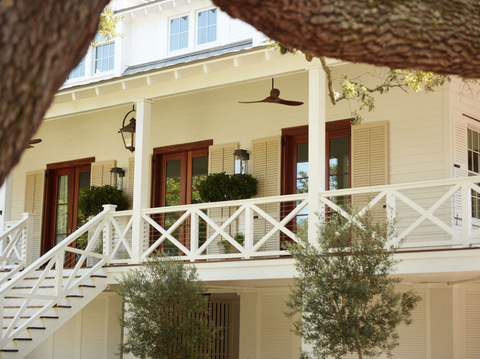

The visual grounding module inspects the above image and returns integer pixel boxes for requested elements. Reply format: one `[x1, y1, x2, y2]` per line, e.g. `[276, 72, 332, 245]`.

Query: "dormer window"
[68, 56, 86, 80]
[94, 34, 115, 73]
[170, 16, 189, 51]
[197, 9, 217, 45]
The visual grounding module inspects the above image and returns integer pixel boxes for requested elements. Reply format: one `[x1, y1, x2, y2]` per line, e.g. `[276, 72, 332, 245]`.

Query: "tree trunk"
[0, 0, 109, 186]
[213, 0, 480, 78]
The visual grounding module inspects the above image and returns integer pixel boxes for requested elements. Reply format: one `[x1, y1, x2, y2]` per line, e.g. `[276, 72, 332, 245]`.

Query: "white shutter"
[207, 143, 239, 255]
[453, 116, 468, 224]
[90, 160, 116, 187]
[52, 313, 78, 358]
[127, 157, 135, 210]
[259, 294, 297, 359]
[394, 291, 428, 359]
[464, 290, 480, 359]
[352, 121, 389, 219]
[252, 137, 281, 252]
[80, 297, 107, 359]
[24, 170, 45, 261]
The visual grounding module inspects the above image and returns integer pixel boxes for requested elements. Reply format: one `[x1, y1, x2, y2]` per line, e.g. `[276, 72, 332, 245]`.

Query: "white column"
[0, 173, 13, 231]
[307, 67, 326, 246]
[131, 99, 152, 263]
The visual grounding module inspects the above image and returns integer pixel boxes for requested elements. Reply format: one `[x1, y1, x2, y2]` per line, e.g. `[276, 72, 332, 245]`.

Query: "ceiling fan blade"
[29, 139, 42, 144]
[27, 145, 34, 149]
[277, 98, 304, 106]
[238, 97, 271, 104]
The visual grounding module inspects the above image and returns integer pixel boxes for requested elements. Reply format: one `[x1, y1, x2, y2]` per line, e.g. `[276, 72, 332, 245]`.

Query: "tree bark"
[213, 0, 480, 78]
[0, 0, 109, 186]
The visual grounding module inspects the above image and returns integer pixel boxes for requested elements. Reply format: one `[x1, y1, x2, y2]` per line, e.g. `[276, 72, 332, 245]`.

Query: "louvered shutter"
[24, 170, 45, 261]
[207, 143, 238, 255]
[90, 160, 116, 187]
[259, 294, 299, 359]
[351, 121, 389, 219]
[453, 116, 468, 229]
[128, 157, 135, 210]
[80, 297, 107, 358]
[252, 137, 281, 252]
[464, 290, 480, 358]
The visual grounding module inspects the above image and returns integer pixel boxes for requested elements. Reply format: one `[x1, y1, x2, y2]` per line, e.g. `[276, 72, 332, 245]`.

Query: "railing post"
[385, 192, 397, 244]
[102, 205, 116, 258]
[21, 213, 34, 267]
[307, 66, 326, 247]
[244, 205, 253, 259]
[189, 210, 198, 262]
[462, 184, 471, 247]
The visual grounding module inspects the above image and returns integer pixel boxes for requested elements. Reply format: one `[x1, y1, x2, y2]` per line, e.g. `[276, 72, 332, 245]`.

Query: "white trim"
[194, 6, 220, 51]
[167, 12, 191, 57]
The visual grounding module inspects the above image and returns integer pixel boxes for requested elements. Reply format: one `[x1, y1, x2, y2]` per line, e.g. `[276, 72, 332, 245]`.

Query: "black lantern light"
[234, 149, 249, 175]
[110, 167, 125, 191]
[119, 105, 136, 152]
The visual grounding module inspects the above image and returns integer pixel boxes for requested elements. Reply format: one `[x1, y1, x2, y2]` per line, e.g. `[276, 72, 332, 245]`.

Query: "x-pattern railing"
[139, 194, 308, 261]
[0, 213, 34, 287]
[320, 176, 480, 249]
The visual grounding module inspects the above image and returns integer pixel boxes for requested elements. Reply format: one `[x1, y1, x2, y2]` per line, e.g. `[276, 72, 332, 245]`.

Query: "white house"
[0, 0, 480, 358]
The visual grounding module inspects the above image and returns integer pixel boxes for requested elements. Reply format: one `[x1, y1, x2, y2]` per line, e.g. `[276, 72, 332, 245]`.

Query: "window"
[68, 56, 86, 79]
[197, 9, 217, 45]
[94, 34, 115, 73]
[468, 128, 480, 218]
[170, 16, 189, 51]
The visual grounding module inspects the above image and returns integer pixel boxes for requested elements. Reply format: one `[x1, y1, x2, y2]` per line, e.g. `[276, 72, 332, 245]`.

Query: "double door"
[153, 146, 209, 255]
[44, 162, 91, 255]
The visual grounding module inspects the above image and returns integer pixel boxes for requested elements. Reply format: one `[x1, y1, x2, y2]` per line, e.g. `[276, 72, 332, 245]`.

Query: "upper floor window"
[94, 34, 115, 73]
[197, 9, 217, 45]
[68, 56, 86, 80]
[170, 16, 189, 51]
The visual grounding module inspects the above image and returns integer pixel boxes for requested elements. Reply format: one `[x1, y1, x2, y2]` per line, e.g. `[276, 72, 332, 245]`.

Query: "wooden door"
[152, 144, 209, 255]
[43, 160, 92, 255]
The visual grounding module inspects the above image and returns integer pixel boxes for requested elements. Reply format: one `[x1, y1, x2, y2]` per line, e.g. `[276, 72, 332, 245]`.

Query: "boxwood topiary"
[198, 172, 258, 202]
[78, 185, 130, 219]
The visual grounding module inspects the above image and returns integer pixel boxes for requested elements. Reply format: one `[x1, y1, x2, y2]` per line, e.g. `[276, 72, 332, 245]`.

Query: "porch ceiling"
[45, 47, 342, 120]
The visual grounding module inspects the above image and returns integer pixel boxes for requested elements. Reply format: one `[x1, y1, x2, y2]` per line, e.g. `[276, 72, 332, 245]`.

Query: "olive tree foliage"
[117, 255, 216, 359]
[286, 210, 421, 359]
[268, 41, 450, 123]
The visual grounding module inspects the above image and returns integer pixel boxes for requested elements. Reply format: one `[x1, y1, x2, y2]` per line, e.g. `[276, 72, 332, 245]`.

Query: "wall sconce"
[110, 167, 125, 191]
[234, 149, 249, 175]
[119, 105, 136, 152]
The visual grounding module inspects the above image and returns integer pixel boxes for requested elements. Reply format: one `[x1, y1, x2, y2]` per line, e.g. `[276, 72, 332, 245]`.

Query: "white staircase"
[0, 206, 116, 358]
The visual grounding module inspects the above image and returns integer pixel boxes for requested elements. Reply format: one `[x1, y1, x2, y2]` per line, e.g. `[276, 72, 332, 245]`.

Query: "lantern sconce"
[119, 105, 136, 152]
[234, 149, 249, 175]
[110, 167, 125, 191]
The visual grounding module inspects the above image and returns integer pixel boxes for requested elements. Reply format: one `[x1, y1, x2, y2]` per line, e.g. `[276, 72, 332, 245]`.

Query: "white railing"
[0, 205, 115, 347]
[321, 176, 480, 249]
[0, 213, 34, 286]
[106, 194, 309, 262]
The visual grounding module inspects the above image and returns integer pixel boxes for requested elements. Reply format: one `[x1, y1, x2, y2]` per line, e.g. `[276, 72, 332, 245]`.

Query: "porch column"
[132, 99, 152, 264]
[307, 66, 326, 246]
[0, 173, 13, 231]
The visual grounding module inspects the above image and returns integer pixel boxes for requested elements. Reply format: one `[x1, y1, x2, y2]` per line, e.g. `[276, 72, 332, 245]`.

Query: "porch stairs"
[0, 206, 116, 358]
[0, 269, 108, 359]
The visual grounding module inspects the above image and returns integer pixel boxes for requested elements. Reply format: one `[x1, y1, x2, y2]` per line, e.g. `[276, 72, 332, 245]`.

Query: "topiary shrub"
[78, 185, 130, 218]
[198, 172, 258, 202]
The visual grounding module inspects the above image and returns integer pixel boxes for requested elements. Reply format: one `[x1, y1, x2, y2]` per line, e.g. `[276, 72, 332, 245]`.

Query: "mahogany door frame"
[42, 157, 95, 254]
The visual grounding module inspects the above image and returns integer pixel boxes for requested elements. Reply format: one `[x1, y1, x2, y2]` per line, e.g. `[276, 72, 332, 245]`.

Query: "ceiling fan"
[239, 78, 304, 106]
[27, 139, 42, 149]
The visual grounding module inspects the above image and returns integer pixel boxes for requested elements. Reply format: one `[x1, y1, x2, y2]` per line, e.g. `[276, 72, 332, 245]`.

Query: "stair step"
[2, 327, 46, 330]
[13, 337, 32, 341]
[0, 349, 18, 352]
[66, 295, 84, 298]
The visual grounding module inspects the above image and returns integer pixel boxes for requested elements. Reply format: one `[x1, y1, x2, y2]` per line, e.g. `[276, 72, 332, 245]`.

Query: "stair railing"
[0, 205, 115, 348]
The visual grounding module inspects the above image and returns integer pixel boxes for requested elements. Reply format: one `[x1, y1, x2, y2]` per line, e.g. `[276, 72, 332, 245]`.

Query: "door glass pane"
[55, 174, 69, 246]
[57, 175, 69, 204]
[296, 142, 308, 193]
[191, 156, 208, 248]
[329, 137, 349, 174]
[164, 160, 182, 255]
[191, 156, 208, 204]
[77, 171, 91, 228]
